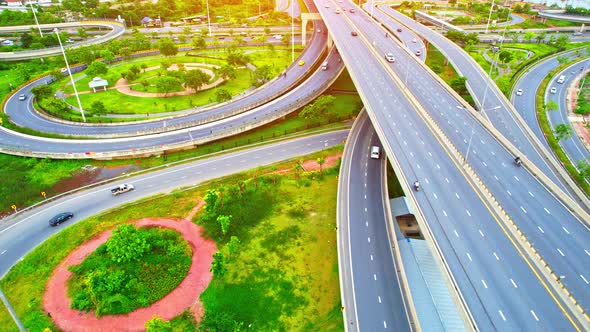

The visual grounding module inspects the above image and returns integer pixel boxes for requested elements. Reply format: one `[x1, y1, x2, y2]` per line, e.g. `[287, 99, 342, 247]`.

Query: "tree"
[227, 236, 240, 257]
[317, 157, 326, 175]
[226, 51, 249, 66]
[577, 158, 590, 180]
[178, 34, 187, 44]
[554, 123, 573, 141]
[85, 60, 108, 77]
[106, 225, 151, 263]
[546, 100, 559, 112]
[99, 49, 114, 63]
[554, 35, 570, 49]
[145, 315, 171, 332]
[217, 215, 232, 235]
[90, 100, 106, 115]
[14, 63, 33, 81]
[155, 76, 182, 96]
[217, 64, 237, 80]
[158, 38, 178, 57]
[215, 88, 232, 102]
[210, 251, 227, 278]
[160, 59, 172, 70]
[184, 69, 209, 92]
[192, 36, 206, 50]
[299, 95, 337, 122]
[140, 63, 148, 73]
[31, 84, 53, 100]
[535, 32, 546, 44]
[498, 50, 513, 64]
[77, 27, 88, 39]
[449, 76, 468, 95]
[20, 32, 33, 48]
[251, 64, 273, 87]
[523, 31, 535, 42]
[556, 55, 569, 64]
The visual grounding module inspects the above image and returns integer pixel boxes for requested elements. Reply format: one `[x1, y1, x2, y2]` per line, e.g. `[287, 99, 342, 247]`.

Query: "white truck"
[111, 183, 135, 196]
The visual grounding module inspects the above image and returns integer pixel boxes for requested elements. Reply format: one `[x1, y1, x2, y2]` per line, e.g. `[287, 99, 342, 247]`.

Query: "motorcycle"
[413, 181, 420, 191]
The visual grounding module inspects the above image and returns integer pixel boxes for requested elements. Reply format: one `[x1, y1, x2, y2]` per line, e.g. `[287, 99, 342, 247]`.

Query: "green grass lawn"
[0, 148, 344, 331]
[59, 48, 301, 117]
[67, 226, 192, 316]
[195, 164, 343, 331]
[425, 44, 459, 82]
[0, 301, 16, 331]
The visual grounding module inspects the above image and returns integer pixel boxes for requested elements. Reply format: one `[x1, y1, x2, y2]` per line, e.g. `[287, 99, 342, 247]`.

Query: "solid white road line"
[530, 310, 539, 322]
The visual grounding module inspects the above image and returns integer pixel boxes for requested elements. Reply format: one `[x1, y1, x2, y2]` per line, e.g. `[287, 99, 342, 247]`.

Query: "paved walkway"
[43, 216, 216, 332]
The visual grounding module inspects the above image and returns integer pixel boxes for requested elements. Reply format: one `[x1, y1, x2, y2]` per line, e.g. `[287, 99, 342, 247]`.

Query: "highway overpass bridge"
[0, 20, 126, 61]
[315, 0, 590, 330]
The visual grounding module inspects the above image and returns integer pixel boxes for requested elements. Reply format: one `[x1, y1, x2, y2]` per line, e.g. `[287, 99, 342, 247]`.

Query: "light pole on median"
[485, 0, 495, 34]
[291, 0, 295, 63]
[206, 0, 212, 37]
[54, 28, 86, 122]
[29, 2, 43, 37]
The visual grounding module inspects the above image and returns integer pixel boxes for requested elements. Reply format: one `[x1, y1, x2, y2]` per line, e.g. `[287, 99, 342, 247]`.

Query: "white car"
[550, 87, 557, 94]
[335, 8, 341, 14]
[385, 53, 395, 63]
[325, 3, 330, 8]
[415, 50, 422, 56]
[273, 34, 282, 40]
[516, 89, 523, 96]
[18, 94, 26, 101]
[412, 38, 417, 43]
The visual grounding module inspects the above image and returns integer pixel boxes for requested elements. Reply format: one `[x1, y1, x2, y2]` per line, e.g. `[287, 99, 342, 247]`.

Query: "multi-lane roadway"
[317, 0, 588, 329]
[0, 131, 347, 277]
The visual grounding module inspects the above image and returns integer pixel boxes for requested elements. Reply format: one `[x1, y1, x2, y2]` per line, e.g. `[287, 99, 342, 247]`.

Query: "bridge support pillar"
[581, 23, 585, 32]
[301, 13, 322, 46]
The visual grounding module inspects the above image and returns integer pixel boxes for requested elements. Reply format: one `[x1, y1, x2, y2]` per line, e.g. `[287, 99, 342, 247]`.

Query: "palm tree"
[317, 157, 326, 175]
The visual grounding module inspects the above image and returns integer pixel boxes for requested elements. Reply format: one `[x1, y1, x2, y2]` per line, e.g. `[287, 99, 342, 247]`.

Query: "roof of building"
[390, 196, 414, 217]
[88, 76, 108, 88]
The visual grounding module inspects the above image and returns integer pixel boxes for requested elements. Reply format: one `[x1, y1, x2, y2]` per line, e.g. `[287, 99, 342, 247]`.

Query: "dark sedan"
[49, 212, 74, 226]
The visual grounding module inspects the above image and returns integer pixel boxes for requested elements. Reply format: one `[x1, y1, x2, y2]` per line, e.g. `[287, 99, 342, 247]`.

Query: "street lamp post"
[485, 0, 495, 34]
[206, 0, 212, 37]
[54, 28, 86, 122]
[291, 0, 295, 63]
[29, 2, 43, 37]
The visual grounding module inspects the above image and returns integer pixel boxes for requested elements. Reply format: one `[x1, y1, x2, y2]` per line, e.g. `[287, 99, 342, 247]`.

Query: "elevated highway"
[0, 21, 126, 61]
[317, 0, 589, 329]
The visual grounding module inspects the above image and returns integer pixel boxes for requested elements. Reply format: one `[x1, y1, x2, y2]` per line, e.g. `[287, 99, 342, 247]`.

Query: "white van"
[557, 75, 566, 84]
[370, 146, 380, 159]
[321, 61, 329, 71]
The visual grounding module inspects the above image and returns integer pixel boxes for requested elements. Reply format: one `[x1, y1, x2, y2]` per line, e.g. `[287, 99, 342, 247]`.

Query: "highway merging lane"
[368, 5, 590, 317]
[545, 59, 590, 164]
[7, 24, 329, 137]
[0, 131, 347, 277]
[316, 0, 582, 329]
[512, 50, 585, 152]
[338, 111, 411, 331]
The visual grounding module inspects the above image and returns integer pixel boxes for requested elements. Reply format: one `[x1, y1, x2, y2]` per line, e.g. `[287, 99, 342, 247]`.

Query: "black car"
[49, 212, 74, 226]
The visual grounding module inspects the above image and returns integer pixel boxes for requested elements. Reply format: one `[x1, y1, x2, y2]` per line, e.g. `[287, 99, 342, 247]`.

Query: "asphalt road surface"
[338, 111, 412, 331]
[0, 131, 348, 278]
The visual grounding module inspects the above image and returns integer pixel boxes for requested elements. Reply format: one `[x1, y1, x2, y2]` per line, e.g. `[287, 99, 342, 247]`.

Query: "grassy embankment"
[0, 147, 344, 331]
